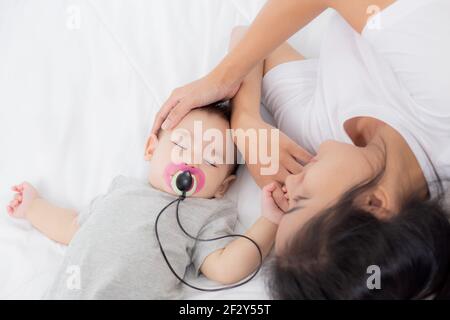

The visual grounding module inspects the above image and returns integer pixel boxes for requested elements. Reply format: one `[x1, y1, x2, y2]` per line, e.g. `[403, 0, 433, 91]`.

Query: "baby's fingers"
[272, 187, 289, 212]
[6, 206, 13, 215]
[10, 199, 20, 208]
[14, 193, 22, 202]
[12, 184, 24, 192]
[263, 182, 277, 195]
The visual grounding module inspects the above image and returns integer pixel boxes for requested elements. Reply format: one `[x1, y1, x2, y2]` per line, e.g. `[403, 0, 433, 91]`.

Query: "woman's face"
[275, 140, 380, 254]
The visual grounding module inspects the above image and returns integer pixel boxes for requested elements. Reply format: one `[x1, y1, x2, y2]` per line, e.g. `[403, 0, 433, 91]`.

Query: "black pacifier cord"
[154, 171, 263, 292]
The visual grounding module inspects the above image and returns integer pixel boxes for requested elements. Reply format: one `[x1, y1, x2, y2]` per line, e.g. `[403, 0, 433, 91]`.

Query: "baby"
[6, 102, 284, 299]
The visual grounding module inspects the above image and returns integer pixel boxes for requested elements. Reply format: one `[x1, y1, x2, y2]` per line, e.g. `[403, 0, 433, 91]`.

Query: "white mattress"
[0, 0, 333, 299]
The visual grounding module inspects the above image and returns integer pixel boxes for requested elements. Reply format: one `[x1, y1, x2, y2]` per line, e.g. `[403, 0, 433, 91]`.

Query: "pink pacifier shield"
[164, 163, 205, 195]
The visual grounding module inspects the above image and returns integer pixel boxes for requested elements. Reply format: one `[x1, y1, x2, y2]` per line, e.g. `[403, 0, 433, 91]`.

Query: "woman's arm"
[152, 0, 396, 137]
[217, 0, 328, 85]
[229, 28, 310, 211]
[7, 182, 79, 245]
[219, 0, 395, 84]
[229, 54, 305, 201]
[152, 0, 329, 134]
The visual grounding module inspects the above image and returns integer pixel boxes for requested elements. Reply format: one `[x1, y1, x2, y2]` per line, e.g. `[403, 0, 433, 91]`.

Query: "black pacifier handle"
[176, 170, 193, 196]
[155, 168, 263, 292]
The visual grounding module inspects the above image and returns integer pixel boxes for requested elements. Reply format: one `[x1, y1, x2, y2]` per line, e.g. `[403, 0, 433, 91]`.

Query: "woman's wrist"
[231, 108, 263, 129]
[210, 58, 244, 91]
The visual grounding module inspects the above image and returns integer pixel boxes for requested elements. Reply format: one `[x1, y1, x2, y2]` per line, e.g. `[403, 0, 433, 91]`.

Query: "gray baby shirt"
[45, 175, 238, 299]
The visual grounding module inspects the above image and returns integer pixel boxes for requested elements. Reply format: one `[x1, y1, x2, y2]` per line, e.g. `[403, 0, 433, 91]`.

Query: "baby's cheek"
[148, 168, 169, 192]
[198, 179, 223, 198]
[147, 171, 159, 187]
[196, 181, 214, 197]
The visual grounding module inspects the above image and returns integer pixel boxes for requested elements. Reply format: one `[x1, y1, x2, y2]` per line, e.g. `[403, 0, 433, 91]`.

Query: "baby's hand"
[261, 182, 287, 225]
[6, 182, 39, 219]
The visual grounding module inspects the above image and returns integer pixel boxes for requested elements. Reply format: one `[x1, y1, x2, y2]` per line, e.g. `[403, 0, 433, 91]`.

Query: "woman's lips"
[163, 162, 205, 194]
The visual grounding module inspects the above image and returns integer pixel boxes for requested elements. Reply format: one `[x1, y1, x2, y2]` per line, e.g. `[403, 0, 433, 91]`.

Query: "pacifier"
[171, 170, 196, 196]
[164, 163, 205, 197]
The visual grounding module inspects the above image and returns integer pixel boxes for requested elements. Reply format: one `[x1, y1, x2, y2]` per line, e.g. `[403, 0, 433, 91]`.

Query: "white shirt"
[304, 0, 450, 197]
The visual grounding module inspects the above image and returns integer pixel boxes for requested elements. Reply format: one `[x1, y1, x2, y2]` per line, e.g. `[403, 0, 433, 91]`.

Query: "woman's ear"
[144, 134, 159, 161]
[214, 175, 236, 198]
[361, 187, 393, 219]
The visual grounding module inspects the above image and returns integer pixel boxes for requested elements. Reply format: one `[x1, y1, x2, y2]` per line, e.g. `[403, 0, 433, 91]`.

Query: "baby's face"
[145, 109, 236, 198]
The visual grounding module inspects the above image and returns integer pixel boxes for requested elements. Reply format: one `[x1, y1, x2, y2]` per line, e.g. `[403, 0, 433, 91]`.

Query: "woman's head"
[270, 120, 449, 299]
[268, 192, 450, 299]
[275, 120, 430, 253]
[276, 138, 387, 253]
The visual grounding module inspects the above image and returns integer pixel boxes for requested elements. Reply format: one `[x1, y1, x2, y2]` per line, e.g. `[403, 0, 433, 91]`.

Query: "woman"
[152, 0, 450, 299]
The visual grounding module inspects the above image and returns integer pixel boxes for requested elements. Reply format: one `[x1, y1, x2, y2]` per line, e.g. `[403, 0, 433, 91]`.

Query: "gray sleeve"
[190, 204, 238, 276]
[76, 175, 126, 225]
[76, 194, 105, 226]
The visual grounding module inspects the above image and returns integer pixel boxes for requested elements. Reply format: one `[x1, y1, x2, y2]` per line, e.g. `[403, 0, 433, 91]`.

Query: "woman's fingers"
[161, 99, 194, 131]
[152, 71, 235, 134]
[150, 112, 168, 137]
[284, 155, 303, 174]
[150, 95, 180, 135]
[275, 166, 290, 184]
[289, 143, 313, 165]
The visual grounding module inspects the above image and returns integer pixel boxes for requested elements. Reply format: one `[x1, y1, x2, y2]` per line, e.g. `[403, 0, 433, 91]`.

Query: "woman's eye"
[293, 195, 308, 203]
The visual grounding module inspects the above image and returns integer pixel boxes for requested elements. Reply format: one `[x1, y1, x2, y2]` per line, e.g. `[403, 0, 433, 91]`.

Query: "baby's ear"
[144, 134, 159, 161]
[214, 175, 236, 198]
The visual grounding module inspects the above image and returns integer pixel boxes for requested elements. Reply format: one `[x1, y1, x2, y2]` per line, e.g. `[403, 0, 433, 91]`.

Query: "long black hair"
[268, 180, 450, 300]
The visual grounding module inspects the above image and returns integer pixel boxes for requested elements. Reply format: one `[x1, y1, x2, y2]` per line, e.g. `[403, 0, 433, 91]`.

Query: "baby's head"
[145, 102, 237, 198]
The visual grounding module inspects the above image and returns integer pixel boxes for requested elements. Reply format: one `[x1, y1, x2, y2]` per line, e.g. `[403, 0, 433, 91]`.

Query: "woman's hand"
[232, 112, 312, 211]
[6, 182, 40, 219]
[151, 69, 241, 135]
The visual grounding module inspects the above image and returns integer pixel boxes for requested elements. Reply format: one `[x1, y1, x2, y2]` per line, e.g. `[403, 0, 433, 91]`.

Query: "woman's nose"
[296, 172, 306, 182]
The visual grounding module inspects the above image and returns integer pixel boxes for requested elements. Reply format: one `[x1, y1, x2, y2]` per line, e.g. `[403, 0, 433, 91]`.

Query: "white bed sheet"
[0, 0, 332, 299]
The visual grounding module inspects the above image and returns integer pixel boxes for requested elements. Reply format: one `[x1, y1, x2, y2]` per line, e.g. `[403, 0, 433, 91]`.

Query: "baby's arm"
[200, 182, 284, 285]
[6, 182, 79, 245]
